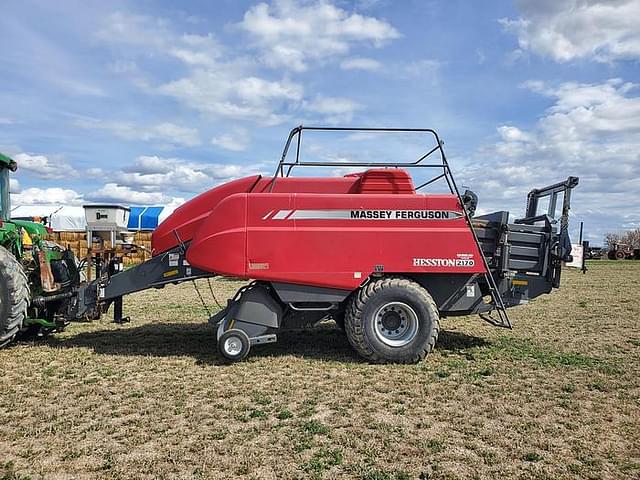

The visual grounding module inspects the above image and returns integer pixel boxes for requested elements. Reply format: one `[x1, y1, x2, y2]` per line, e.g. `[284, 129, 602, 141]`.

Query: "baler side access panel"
[73, 127, 579, 363]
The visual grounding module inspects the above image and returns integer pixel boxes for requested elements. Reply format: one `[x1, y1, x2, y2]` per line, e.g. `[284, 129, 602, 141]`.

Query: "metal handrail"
[269, 126, 451, 192]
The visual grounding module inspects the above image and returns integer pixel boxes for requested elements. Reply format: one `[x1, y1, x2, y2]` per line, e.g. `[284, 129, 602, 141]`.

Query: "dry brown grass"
[1, 262, 639, 479]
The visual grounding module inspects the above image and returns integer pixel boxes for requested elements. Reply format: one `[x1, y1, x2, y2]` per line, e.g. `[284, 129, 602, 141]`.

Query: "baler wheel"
[218, 329, 251, 362]
[344, 277, 439, 364]
[0, 246, 30, 348]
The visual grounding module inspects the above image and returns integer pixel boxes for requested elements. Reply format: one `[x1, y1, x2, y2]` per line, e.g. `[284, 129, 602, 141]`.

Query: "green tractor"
[0, 152, 86, 347]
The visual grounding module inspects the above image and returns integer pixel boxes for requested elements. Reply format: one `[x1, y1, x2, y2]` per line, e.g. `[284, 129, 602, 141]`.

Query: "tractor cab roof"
[0, 152, 17, 172]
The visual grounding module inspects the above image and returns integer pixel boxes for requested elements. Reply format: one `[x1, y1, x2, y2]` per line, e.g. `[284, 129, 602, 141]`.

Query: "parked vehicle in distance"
[607, 243, 640, 260]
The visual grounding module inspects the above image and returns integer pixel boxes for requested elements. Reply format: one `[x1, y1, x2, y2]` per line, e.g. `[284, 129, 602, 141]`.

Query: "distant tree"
[626, 228, 640, 249]
[604, 232, 621, 248]
[604, 229, 640, 249]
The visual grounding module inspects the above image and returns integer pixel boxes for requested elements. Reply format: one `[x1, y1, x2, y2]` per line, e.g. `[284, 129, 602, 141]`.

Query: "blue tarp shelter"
[127, 206, 165, 231]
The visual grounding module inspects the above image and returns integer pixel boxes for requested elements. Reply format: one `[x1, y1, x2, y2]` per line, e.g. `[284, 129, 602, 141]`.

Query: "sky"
[1, 0, 639, 244]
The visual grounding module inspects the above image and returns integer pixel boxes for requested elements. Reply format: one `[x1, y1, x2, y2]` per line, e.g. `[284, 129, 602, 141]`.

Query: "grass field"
[1, 262, 639, 479]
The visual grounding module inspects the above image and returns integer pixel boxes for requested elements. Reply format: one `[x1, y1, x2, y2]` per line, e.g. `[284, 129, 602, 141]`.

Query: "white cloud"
[502, 0, 640, 62]
[13, 153, 75, 180]
[96, 9, 369, 125]
[497, 125, 534, 143]
[74, 118, 201, 147]
[123, 156, 171, 175]
[303, 96, 360, 123]
[238, 0, 400, 71]
[86, 153, 260, 204]
[158, 70, 303, 125]
[11, 187, 83, 206]
[115, 155, 263, 192]
[163, 196, 187, 213]
[0, 118, 14, 125]
[97, 12, 181, 52]
[462, 78, 640, 240]
[87, 183, 171, 204]
[211, 128, 251, 152]
[10, 183, 185, 208]
[9, 178, 20, 193]
[98, 12, 220, 77]
[96, 11, 303, 125]
[151, 123, 201, 147]
[340, 57, 382, 71]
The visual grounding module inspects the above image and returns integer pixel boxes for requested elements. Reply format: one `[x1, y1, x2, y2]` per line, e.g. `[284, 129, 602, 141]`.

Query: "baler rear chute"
[70, 127, 579, 363]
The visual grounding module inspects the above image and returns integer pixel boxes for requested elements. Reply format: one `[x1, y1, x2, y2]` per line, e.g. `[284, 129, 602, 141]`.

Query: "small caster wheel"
[218, 329, 251, 362]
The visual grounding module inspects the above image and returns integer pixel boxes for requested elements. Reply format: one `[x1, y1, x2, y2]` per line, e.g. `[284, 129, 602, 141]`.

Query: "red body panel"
[152, 176, 262, 256]
[153, 170, 487, 290]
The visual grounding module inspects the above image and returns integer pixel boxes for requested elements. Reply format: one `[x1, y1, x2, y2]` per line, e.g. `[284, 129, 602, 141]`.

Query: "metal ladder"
[439, 142, 512, 329]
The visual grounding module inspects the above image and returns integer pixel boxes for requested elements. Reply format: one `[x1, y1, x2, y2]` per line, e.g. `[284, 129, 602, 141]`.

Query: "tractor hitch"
[72, 245, 214, 323]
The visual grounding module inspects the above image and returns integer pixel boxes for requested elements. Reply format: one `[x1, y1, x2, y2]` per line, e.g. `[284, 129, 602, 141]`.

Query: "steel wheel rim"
[373, 301, 419, 347]
[224, 336, 243, 356]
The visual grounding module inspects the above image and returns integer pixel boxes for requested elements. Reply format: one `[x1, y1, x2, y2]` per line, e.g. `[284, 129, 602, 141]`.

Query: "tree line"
[604, 228, 640, 248]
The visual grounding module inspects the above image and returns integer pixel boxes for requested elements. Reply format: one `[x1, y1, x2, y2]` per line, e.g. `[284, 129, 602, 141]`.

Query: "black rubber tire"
[0, 246, 30, 348]
[344, 276, 439, 364]
[218, 329, 251, 362]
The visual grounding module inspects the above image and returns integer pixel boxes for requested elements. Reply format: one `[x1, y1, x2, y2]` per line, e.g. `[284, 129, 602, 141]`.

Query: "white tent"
[11, 205, 87, 232]
[11, 203, 179, 232]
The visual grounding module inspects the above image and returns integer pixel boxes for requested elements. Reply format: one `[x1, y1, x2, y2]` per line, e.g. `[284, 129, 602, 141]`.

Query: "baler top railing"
[269, 126, 454, 193]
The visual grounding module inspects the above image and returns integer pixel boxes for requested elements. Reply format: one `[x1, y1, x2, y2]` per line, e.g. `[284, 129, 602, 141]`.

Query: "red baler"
[75, 127, 579, 363]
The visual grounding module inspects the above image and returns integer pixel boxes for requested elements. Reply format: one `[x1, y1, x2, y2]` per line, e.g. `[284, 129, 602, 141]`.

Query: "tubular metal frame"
[270, 126, 454, 193]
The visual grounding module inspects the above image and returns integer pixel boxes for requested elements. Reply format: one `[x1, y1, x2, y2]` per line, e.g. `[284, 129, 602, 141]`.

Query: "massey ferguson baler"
[72, 127, 579, 363]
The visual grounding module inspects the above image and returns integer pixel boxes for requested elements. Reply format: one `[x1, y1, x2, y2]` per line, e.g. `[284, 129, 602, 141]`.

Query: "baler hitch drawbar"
[70, 126, 579, 363]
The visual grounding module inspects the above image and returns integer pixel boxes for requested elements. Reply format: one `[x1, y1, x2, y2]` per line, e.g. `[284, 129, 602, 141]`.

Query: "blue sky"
[1, 0, 639, 244]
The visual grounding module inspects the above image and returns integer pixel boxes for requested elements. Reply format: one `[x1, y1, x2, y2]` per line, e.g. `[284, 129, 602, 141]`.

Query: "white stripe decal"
[272, 210, 292, 219]
[266, 209, 463, 220]
[290, 210, 351, 220]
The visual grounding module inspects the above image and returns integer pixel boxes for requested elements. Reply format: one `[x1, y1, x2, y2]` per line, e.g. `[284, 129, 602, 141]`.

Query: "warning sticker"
[163, 269, 179, 278]
[168, 253, 180, 267]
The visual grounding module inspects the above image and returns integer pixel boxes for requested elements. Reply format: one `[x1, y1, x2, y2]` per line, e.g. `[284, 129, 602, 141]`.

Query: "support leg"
[113, 296, 130, 324]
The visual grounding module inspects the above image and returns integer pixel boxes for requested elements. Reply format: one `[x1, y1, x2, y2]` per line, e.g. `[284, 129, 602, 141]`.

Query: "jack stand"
[113, 296, 130, 324]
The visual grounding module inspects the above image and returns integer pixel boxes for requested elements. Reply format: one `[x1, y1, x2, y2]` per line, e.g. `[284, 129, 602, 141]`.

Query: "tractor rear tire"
[344, 276, 439, 364]
[0, 246, 30, 348]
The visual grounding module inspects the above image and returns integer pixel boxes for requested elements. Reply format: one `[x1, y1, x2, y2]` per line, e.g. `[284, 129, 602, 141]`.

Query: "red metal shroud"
[152, 169, 487, 290]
